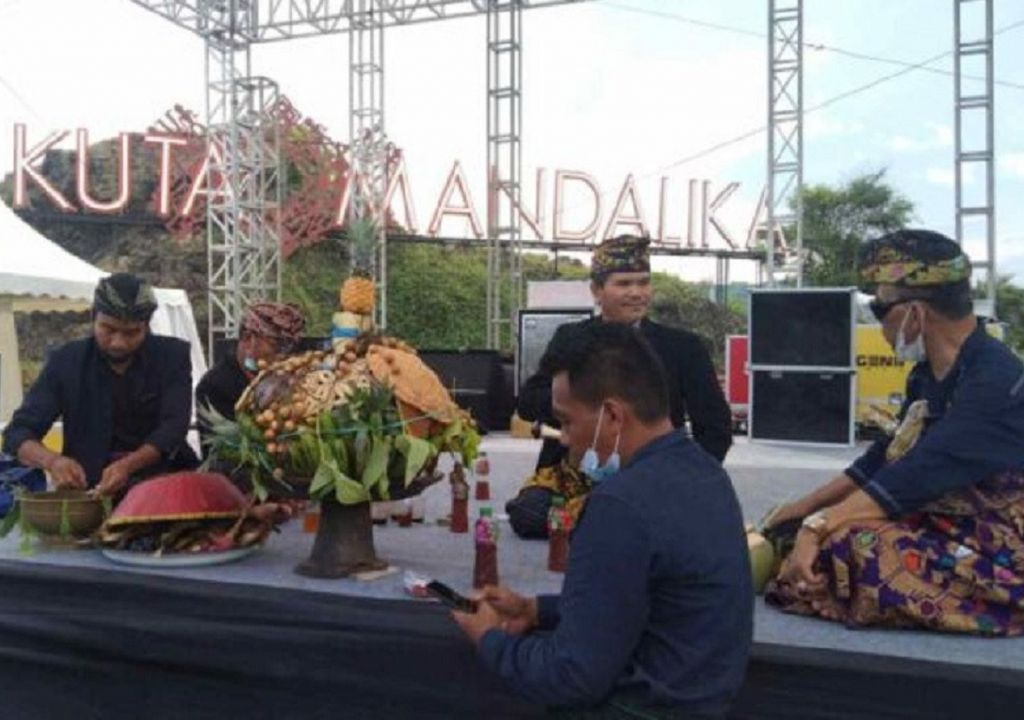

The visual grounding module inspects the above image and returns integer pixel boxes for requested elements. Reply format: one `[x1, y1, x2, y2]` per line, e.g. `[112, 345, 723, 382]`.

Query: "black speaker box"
[418, 350, 511, 433]
[750, 290, 854, 367]
[750, 370, 854, 444]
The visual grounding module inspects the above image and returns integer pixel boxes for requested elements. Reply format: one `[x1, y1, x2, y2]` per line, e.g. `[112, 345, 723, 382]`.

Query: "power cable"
[601, 2, 1024, 91]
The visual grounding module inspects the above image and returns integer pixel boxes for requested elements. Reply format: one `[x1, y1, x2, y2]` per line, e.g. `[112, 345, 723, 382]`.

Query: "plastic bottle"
[395, 498, 414, 527]
[474, 452, 491, 501]
[473, 506, 500, 589]
[302, 501, 321, 534]
[450, 463, 470, 534]
[547, 496, 571, 573]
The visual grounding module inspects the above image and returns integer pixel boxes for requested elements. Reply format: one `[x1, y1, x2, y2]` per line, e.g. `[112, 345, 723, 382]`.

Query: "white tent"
[0, 201, 207, 421]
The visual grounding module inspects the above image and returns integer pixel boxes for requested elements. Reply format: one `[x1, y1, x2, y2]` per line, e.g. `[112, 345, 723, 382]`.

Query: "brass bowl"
[20, 490, 105, 537]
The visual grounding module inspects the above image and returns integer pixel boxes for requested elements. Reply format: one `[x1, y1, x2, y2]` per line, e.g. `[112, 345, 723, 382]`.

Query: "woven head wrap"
[591, 235, 651, 282]
[858, 229, 971, 288]
[241, 302, 306, 349]
[93, 273, 158, 322]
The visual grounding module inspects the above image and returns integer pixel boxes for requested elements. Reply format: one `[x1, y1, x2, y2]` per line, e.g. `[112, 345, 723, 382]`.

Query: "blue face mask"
[242, 356, 259, 373]
[579, 405, 621, 483]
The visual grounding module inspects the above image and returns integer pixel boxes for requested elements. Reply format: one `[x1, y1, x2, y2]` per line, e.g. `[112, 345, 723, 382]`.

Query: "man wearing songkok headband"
[196, 302, 306, 454]
[509, 234, 732, 538]
[2, 274, 197, 496]
[761, 229, 1024, 635]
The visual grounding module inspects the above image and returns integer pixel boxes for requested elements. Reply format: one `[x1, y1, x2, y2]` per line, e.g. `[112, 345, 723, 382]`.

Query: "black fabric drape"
[1, 561, 1022, 719]
[0, 561, 541, 720]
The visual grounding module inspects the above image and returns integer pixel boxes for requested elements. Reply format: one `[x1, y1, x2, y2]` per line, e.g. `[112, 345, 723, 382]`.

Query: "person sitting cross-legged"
[763, 229, 1024, 635]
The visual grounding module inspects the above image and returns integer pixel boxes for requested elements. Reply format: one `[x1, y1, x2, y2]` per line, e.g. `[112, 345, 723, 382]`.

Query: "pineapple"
[340, 217, 377, 315]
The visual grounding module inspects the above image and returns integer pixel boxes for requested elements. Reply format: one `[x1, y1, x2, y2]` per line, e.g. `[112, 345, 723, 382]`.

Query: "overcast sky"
[1, 0, 1021, 284]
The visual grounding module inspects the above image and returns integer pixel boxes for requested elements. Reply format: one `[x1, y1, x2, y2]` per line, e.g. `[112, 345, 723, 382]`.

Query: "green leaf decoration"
[309, 460, 338, 498]
[353, 429, 370, 476]
[361, 436, 391, 492]
[401, 436, 435, 486]
[336, 475, 370, 505]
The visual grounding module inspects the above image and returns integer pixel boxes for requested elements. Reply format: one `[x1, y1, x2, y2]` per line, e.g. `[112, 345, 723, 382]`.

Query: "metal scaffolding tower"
[766, 0, 803, 286]
[954, 0, 997, 312]
[203, 2, 283, 358]
[127, 0, 587, 352]
[486, 0, 524, 351]
[347, 0, 389, 328]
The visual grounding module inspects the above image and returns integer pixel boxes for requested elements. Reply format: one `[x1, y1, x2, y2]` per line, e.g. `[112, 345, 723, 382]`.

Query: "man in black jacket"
[510, 235, 732, 536]
[195, 302, 306, 455]
[1, 274, 197, 496]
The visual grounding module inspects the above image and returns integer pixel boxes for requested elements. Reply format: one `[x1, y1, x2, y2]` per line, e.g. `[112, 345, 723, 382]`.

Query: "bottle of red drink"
[547, 496, 571, 572]
[450, 463, 470, 534]
[474, 452, 491, 501]
[473, 506, 500, 589]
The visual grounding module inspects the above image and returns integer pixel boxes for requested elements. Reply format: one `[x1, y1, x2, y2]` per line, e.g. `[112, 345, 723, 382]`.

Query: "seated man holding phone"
[451, 323, 752, 719]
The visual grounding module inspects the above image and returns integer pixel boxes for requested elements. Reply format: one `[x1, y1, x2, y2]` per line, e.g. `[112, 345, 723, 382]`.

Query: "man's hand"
[451, 596, 502, 645]
[96, 460, 132, 497]
[778, 529, 826, 594]
[479, 585, 538, 635]
[47, 456, 87, 490]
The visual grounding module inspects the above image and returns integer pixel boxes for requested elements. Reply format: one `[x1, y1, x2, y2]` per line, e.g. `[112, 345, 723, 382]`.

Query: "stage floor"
[3, 434, 1022, 676]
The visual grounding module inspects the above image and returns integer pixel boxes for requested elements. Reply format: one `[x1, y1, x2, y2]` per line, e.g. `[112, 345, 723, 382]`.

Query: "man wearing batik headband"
[2, 273, 198, 496]
[195, 302, 306, 454]
[510, 234, 732, 538]
[761, 229, 1024, 635]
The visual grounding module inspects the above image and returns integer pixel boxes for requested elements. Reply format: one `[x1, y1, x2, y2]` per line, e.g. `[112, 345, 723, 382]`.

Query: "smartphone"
[426, 580, 478, 613]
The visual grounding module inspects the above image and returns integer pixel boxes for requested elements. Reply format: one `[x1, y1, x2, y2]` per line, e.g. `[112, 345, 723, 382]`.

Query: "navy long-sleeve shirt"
[1, 334, 197, 487]
[478, 432, 753, 715]
[845, 322, 1024, 517]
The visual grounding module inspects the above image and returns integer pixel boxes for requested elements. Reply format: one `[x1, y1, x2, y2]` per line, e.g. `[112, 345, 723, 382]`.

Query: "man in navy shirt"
[2, 273, 196, 496]
[453, 322, 752, 718]
[764, 230, 1024, 633]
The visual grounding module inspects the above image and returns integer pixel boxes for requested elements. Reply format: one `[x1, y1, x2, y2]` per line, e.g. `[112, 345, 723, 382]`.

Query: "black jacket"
[2, 334, 197, 487]
[517, 317, 732, 467]
[195, 354, 250, 457]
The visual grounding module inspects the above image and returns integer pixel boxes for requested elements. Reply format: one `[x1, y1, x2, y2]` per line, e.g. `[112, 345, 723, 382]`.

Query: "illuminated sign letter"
[428, 161, 484, 239]
[12, 124, 73, 211]
[604, 173, 649, 239]
[382, 154, 419, 234]
[489, 166, 546, 240]
[552, 170, 602, 242]
[702, 181, 739, 249]
[182, 142, 231, 216]
[76, 129, 132, 213]
[144, 133, 189, 216]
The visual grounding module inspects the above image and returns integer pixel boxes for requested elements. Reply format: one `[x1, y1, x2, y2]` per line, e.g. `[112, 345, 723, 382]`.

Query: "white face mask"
[579, 405, 622, 483]
[894, 303, 927, 363]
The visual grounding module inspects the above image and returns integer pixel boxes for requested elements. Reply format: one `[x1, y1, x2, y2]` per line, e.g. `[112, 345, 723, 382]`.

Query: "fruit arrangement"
[202, 333, 480, 506]
[332, 217, 378, 348]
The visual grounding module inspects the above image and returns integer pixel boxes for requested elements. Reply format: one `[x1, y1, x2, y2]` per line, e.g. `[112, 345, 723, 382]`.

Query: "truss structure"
[204, 12, 283, 356]
[486, 0, 523, 350]
[954, 0, 996, 311]
[766, 0, 803, 287]
[131, 0, 584, 40]
[126, 0, 1002, 352]
[347, 0, 389, 327]
[129, 0, 585, 356]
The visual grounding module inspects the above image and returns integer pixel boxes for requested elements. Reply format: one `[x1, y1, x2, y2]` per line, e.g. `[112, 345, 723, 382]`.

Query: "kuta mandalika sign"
[9, 104, 778, 258]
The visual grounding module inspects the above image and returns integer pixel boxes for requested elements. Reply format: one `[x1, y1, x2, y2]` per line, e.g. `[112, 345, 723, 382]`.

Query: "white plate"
[101, 545, 260, 568]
